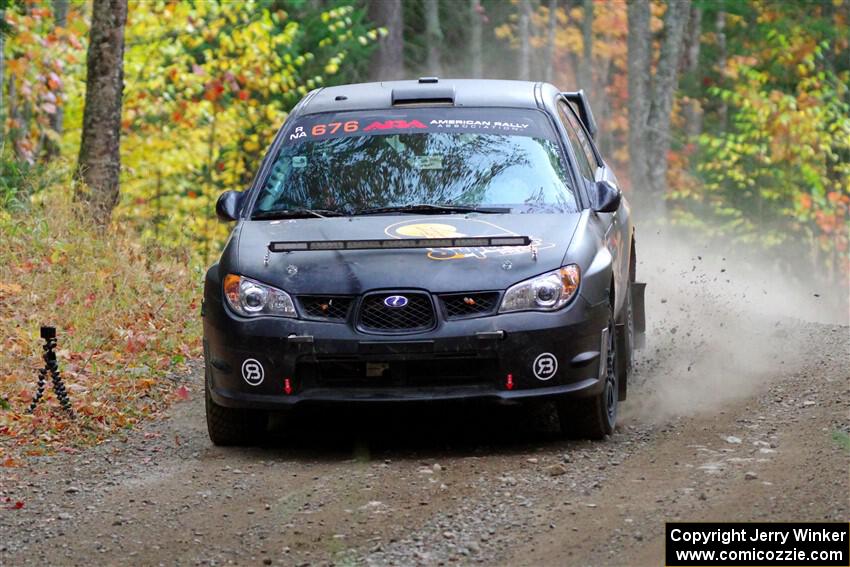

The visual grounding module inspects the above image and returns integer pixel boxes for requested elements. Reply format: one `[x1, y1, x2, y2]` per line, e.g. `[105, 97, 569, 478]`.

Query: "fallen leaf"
[175, 385, 190, 401]
[0, 283, 23, 295]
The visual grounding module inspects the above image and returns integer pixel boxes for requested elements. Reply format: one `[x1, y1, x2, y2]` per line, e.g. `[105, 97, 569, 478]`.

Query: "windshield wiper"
[252, 208, 348, 220]
[354, 204, 509, 216]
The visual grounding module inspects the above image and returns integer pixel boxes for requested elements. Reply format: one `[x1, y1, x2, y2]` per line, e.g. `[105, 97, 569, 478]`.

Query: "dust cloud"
[623, 227, 849, 424]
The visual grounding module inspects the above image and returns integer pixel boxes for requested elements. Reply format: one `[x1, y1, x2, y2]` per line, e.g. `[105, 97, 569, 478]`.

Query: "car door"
[556, 99, 628, 313]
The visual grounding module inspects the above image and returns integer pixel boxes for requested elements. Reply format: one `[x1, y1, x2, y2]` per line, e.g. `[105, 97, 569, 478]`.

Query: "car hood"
[232, 213, 583, 294]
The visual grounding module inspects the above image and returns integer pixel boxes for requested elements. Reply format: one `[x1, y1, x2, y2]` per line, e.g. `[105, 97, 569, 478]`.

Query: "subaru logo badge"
[384, 295, 409, 308]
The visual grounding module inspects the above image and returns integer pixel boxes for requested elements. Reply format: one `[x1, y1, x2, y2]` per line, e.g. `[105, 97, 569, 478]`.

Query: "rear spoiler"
[561, 90, 598, 139]
[268, 236, 532, 253]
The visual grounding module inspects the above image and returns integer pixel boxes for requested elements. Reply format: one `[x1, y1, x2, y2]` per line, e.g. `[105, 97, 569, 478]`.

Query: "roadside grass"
[831, 430, 850, 453]
[0, 171, 203, 465]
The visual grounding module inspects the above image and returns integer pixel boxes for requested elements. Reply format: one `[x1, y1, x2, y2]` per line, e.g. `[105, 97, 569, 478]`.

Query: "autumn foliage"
[515, 0, 848, 283]
[118, 1, 380, 262]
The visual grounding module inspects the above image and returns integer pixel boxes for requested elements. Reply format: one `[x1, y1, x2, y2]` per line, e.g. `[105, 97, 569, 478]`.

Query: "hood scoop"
[267, 235, 531, 253]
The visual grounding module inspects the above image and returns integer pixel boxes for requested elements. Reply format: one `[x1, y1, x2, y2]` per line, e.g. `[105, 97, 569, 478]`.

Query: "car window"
[253, 108, 581, 216]
[563, 103, 599, 169]
[557, 102, 595, 181]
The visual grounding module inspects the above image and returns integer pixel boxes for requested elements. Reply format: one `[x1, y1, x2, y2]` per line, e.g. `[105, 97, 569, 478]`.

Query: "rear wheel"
[205, 369, 267, 446]
[557, 306, 618, 440]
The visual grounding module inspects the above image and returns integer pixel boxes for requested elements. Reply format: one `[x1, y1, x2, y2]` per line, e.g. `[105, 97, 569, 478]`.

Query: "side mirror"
[215, 190, 244, 222]
[593, 180, 621, 213]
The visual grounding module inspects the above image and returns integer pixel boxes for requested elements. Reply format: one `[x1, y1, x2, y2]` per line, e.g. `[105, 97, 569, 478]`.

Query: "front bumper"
[203, 286, 610, 409]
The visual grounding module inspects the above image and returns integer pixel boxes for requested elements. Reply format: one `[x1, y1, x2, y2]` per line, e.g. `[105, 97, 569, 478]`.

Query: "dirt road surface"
[2, 235, 848, 566]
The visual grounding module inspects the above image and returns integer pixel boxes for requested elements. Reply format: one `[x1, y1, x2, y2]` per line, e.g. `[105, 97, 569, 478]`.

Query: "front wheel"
[205, 369, 267, 446]
[557, 306, 618, 440]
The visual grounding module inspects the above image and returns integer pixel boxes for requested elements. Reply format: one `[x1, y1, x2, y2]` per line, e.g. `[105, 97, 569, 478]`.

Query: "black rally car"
[203, 78, 646, 444]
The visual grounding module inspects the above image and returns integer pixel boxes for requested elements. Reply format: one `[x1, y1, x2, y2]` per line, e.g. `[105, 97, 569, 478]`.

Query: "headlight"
[499, 265, 580, 313]
[223, 274, 296, 318]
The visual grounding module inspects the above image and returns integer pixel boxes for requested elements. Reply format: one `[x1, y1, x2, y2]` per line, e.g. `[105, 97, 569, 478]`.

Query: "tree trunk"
[682, 3, 702, 139]
[44, 0, 69, 160]
[470, 0, 483, 78]
[628, 0, 690, 220]
[644, 0, 691, 219]
[715, 9, 727, 131]
[424, 0, 442, 76]
[0, 7, 5, 152]
[545, 0, 558, 83]
[368, 0, 404, 80]
[560, 0, 580, 88]
[518, 0, 532, 80]
[627, 0, 651, 200]
[578, 0, 593, 91]
[74, 0, 127, 223]
[8, 75, 27, 162]
[595, 59, 613, 154]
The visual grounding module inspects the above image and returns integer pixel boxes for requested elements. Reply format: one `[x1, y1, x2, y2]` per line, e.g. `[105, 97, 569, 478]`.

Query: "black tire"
[205, 370, 267, 446]
[557, 306, 618, 440]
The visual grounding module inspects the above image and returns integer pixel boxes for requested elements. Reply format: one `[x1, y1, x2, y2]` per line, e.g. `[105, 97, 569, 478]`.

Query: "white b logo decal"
[533, 353, 558, 380]
[241, 359, 264, 386]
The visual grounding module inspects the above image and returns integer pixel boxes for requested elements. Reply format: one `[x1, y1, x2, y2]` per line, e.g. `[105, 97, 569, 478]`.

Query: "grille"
[358, 292, 435, 333]
[298, 296, 353, 321]
[441, 292, 500, 319]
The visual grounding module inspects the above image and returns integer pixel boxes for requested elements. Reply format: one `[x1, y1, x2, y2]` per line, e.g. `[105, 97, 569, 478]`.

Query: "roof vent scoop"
[418, 77, 439, 84]
[561, 90, 598, 139]
[392, 83, 455, 106]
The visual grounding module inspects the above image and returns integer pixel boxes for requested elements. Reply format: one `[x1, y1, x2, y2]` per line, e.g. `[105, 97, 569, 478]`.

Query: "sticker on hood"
[384, 218, 555, 261]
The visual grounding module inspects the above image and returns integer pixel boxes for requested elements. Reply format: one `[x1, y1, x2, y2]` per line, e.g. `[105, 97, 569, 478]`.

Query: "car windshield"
[252, 108, 579, 217]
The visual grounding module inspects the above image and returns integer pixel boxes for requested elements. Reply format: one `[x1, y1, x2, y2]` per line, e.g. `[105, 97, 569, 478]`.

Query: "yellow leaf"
[0, 283, 23, 295]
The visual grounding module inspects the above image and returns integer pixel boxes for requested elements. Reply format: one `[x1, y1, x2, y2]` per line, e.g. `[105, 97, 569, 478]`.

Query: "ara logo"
[363, 120, 427, 132]
[241, 358, 265, 386]
[383, 295, 409, 308]
[532, 353, 558, 381]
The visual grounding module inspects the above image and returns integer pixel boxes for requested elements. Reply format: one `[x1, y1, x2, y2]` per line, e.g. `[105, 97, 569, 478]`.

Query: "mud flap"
[632, 282, 646, 350]
[616, 281, 646, 401]
[615, 323, 629, 401]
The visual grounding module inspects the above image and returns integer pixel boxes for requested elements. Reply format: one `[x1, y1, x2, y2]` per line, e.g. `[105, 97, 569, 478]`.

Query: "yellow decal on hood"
[394, 223, 466, 239]
[384, 218, 554, 261]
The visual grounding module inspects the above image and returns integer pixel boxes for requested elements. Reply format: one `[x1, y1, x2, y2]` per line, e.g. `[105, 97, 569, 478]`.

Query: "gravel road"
[2, 235, 848, 566]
